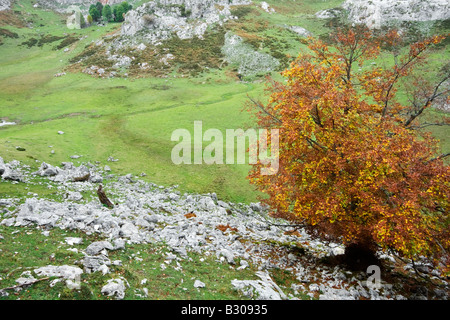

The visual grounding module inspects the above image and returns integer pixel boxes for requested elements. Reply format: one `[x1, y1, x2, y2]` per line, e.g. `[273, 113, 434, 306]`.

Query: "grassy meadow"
[0, 0, 353, 203]
[1, 0, 449, 204]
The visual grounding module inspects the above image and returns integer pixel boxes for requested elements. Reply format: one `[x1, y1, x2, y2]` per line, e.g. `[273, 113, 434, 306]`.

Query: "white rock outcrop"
[0, 0, 10, 11]
[221, 32, 280, 76]
[287, 25, 312, 38]
[120, 0, 252, 43]
[260, 2, 275, 14]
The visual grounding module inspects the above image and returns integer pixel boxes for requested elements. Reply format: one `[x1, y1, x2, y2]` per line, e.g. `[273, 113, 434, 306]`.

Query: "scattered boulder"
[218, 248, 236, 265]
[65, 237, 83, 245]
[65, 191, 83, 201]
[231, 271, 287, 300]
[82, 254, 111, 274]
[1, 166, 22, 182]
[0, 0, 11, 11]
[36, 162, 59, 177]
[0, 156, 5, 175]
[85, 241, 114, 256]
[287, 25, 312, 38]
[34, 265, 83, 281]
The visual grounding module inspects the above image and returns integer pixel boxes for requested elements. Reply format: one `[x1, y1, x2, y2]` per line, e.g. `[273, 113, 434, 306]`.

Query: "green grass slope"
[0, 0, 448, 204]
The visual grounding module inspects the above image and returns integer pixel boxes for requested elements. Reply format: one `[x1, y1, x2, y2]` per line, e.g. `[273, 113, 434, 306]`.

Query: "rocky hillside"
[121, 0, 251, 42]
[347, 0, 449, 29]
[66, 0, 289, 78]
[0, 156, 448, 300]
[318, 0, 450, 29]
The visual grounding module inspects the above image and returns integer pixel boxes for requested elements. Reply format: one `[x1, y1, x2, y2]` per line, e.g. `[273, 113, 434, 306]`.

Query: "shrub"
[89, 5, 100, 22]
[102, 4, 113, 22]
[113, 2, 132, 22]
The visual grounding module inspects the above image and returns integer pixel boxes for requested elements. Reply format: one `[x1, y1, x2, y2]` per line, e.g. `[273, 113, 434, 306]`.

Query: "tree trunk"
[343, 240, 381, 272]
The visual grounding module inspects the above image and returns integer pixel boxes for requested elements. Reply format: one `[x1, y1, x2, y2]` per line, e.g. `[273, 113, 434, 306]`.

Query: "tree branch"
[407, 122, 450, 130]
[404, 73, 450, 127]
[426, 152, 450, 164]
[247, 95, 282, 125]
[382, 40, 441, 119]
[0, 277, 50, 294]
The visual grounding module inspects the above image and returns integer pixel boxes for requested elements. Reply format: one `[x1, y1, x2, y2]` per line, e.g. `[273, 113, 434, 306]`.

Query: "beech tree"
[248, 26, 449, 274]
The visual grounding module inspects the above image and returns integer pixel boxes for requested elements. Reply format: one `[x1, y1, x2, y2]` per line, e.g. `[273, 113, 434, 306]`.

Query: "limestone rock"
[120, 0, 252, 44]
[82, 254, 111, 273]
[1, 166, 22, 182]
[0, 0, 11, 11]
[66, 191, 83, 201]
[327, 0, 450, 29]
[194, 280, 206, 288]
[34, 265, 83, 280]
[231, 271, 287, 300]
[101, 278, 127, 300]
[85, 241, 114, 256]
[347, 0, 450, 26]
[287, 25, 312, 37]
[65, 237, 83, 245]
[221, 32, 280, 77]
[261, 2, 275, 14]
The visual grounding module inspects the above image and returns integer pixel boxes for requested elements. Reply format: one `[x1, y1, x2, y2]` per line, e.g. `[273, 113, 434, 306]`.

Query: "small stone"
[66, 279, 81, 290]
[194, 280, 205, 288]
[1, 167, 22, 182]
[287, 253, 297, 261]
[66, 191, 83, 201]
[65, 237, 83, 245]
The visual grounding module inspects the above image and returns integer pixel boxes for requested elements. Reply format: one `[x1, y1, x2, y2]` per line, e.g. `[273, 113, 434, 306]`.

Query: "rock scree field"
[0, 0, 449, 301]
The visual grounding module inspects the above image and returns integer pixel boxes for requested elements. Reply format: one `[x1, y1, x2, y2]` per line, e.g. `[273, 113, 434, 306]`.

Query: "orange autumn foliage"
[248, 26, 450, 274]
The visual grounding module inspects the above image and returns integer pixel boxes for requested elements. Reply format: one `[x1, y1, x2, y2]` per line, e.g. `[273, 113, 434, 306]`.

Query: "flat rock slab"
[85, 241, 114, 256]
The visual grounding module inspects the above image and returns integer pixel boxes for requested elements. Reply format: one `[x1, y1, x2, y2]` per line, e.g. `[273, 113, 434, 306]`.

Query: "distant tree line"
[88, 1, 132, 24]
